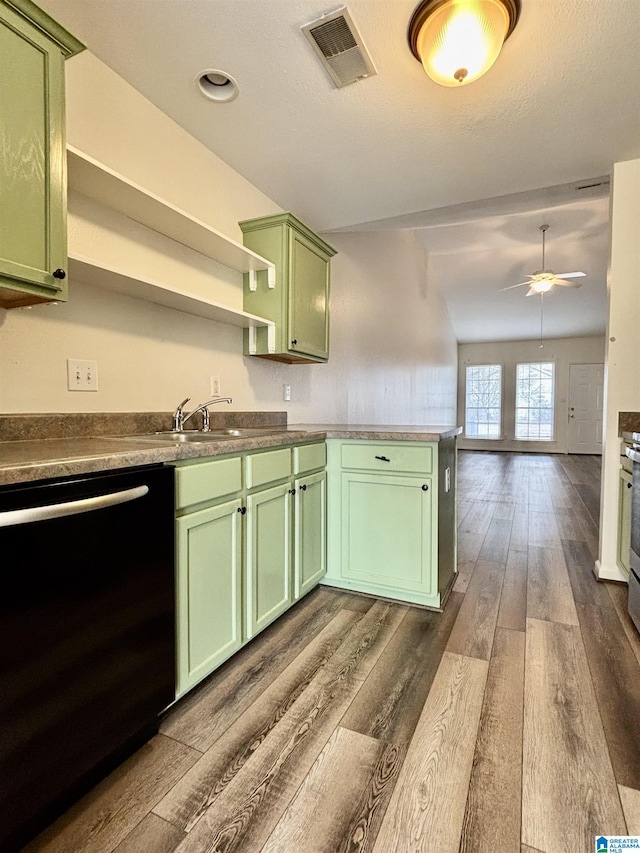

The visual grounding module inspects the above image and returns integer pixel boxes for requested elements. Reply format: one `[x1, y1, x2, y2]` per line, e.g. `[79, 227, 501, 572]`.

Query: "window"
[515, 362, 555, 441]
[465, 364, 502, 438]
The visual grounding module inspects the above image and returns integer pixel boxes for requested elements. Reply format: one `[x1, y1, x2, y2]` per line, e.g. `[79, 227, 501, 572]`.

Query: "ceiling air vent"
[574, 177, 610, 192]
[301, 6, 377, 88]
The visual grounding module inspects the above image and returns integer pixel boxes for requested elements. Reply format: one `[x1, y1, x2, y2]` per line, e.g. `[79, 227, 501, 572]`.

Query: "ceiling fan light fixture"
[408, 0, 520, 87]
[530, 278, 554, 294]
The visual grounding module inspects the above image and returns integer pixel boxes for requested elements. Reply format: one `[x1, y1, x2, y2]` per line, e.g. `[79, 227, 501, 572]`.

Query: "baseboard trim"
[594, 559, 627, 583]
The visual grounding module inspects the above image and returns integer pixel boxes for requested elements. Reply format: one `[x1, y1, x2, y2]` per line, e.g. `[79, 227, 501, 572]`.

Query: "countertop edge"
[0, 425, 462, 486]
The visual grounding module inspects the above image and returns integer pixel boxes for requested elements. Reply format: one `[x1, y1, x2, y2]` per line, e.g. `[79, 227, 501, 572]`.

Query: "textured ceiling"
[37, 0, 640, 341]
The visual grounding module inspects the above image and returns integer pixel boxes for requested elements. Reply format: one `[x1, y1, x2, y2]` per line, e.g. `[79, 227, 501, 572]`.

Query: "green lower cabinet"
[175, 498, 243, 698]
[246, 482, 293, 639]
[173, 442, 327, 699]
[325, 438, 454, 609]
[618, 469, 633, 578]
[294, 470, 327, 599]
[339, 472, 436, 603]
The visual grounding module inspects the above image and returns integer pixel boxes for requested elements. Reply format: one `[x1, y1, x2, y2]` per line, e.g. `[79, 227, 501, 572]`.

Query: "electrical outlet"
[283, 384, 291, 402]
[67, 359, 98, 391]
[210, 375, 221, 396]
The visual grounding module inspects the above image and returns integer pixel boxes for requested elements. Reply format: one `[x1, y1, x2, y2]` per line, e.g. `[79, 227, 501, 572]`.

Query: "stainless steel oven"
[625, 435, 640, 632]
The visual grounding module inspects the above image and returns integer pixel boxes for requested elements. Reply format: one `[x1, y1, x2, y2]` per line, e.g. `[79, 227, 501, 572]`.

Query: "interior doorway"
[568, 363, 604, 454]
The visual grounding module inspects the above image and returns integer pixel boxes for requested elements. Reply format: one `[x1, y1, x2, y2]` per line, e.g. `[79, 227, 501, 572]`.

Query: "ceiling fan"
[500, 224, 586, 296]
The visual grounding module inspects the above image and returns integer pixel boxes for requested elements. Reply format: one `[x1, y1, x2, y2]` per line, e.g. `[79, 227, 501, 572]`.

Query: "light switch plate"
[67, 359, 98, 391]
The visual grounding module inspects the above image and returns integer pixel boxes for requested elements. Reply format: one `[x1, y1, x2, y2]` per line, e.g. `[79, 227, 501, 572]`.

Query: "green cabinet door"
[240, 212, 336, 363]
[246, 482, 293, 639]
[176, 498, 243, 698]
[341, 472, 437, 601]
[0, 0, 83, 308]
[618, 469, 632, 578]
[294, 470, 327, 599]
[288, 229, 330, 360]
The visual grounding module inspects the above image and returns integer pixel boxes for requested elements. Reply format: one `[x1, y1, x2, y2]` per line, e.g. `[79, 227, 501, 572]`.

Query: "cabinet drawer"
[341, 443, 433, 474]
[175, 456, 242, 510]
[294, 442, 326, 475]
[246, 447, 292, 489]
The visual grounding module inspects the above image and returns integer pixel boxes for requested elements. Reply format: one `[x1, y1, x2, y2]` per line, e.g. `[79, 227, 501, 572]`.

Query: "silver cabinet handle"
[0, 485, 149, 528]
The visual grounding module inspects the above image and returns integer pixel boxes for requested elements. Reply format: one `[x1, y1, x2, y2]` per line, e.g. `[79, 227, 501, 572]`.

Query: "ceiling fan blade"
[554, 271, 586, 279]
[498, 282, 530, 291]
[553, 278, 583, 288]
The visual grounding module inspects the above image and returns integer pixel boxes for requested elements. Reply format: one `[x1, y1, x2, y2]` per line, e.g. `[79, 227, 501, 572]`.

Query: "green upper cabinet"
[0, 0, 83, 308]
[240, 213, 337, 363]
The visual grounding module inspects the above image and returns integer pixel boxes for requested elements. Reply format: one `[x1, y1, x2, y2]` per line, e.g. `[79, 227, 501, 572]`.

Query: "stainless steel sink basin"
[125, 428, 285, 443]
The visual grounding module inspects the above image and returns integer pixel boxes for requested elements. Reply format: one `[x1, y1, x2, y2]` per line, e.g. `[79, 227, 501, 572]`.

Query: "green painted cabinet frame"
[240, 213, 336, 363]
[0, 0, 83, 308]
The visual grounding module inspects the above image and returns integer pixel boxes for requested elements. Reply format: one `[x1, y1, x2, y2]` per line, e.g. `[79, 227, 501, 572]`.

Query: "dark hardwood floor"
[23, 451, 640, 853]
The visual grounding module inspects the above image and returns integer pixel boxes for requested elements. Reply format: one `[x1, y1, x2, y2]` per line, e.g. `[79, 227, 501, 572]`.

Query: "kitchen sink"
[125, 428, 286, 443]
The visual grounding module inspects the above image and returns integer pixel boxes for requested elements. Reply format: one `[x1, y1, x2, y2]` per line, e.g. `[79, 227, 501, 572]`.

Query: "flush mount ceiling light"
[196, 69, 239, 102]
[408, 0, 521, 87]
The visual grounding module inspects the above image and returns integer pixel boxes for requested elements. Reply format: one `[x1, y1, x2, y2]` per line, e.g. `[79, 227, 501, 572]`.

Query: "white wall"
[597, 158, 640, 581]
[0, 52, 458, 426]
[323, 229, 458, 425]
[457, 336, 605, 453]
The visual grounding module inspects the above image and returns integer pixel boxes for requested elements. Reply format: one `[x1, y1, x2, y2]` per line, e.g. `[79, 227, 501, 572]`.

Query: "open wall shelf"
[65, 146, 276, 352]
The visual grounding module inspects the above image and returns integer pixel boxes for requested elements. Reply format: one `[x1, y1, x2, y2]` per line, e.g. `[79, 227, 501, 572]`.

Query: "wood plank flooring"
[24, 451, 640, 853]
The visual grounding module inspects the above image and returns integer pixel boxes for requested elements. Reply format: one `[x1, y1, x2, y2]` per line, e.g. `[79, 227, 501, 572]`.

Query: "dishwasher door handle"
[0, 485, 149, 528]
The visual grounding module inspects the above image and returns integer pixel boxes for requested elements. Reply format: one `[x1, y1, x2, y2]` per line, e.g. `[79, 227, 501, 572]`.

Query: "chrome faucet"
[173, 397, 191, 431]
[173, 396, 233, 431]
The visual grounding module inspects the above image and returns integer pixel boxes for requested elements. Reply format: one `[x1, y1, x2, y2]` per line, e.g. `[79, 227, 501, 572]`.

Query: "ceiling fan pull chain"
[539, 291, 544, 348]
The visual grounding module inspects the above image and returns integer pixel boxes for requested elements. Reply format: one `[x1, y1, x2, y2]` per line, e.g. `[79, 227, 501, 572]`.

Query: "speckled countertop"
[0, 419, 461, 486]
[289, 424, 462, 441]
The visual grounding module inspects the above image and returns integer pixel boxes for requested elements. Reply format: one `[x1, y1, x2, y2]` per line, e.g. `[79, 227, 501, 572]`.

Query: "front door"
[568, 363, 604, 454]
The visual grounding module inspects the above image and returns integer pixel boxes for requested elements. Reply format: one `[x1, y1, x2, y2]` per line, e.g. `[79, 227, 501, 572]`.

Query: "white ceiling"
[38, 0, 640, 342]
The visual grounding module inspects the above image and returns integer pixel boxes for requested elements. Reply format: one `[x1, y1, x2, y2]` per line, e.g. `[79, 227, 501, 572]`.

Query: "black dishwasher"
[0, 464, 175, 851]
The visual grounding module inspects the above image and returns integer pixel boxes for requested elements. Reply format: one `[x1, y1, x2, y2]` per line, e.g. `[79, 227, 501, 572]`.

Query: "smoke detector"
[301, 6, 377, 88]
